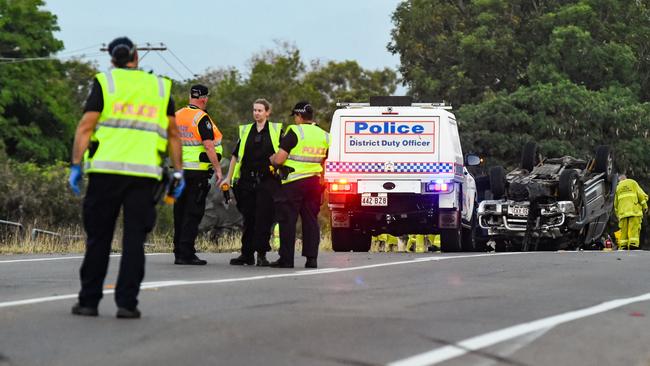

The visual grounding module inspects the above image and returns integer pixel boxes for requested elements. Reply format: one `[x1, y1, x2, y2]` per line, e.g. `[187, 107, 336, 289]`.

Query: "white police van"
[324, 96, 481, 252]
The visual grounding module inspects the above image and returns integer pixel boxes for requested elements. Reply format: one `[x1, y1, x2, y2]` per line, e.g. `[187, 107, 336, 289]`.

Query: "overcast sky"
[44, 0, 403, 81]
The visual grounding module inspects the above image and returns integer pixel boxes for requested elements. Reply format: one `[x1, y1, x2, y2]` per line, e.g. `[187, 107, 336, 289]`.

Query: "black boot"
[71, 303, 98, 317]
[174, 255, 207, 265]
[116, 307, 141, 319]
[230, 254, 255, 265]
[305, 257, 317, 268]
[256, 252, 270, 267]
[269, 259, 294, 268]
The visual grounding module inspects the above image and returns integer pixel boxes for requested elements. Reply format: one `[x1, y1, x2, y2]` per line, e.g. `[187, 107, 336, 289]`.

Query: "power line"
[99, 42, 168, 52]
[0, 52, 104, 64]
[155, 51, 185, 80]
[167, 47, 197, 78]
[56, 44, 103, 56]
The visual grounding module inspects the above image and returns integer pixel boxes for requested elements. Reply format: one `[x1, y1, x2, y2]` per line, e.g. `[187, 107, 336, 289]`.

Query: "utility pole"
[99, 42, 167, 52]
[100, 42, 196, 80]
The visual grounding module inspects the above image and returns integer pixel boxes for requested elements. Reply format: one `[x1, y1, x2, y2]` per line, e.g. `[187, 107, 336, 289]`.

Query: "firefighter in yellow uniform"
[172, 85, 223, 265]
[406, 235, 427, 253]
[614, 174, 648, 250]
[270, 101, 329, 268]
[68, 37, 183, 318]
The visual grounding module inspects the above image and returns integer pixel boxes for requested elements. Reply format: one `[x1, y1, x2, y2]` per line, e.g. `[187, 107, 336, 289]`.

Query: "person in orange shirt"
[173, 85, 223, 265]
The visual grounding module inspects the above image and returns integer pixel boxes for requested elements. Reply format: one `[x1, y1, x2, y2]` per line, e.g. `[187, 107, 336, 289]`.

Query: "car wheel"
[331, 228, 370, 252]
[521, 142, 540, 172]
[441, 227, 462, 252]
[352, 233, 372, 252]
[559, 169, 580, 202]
[489, 166, 506, 199]
[594, 145, 613, 182]
[494, 239, 507, 252]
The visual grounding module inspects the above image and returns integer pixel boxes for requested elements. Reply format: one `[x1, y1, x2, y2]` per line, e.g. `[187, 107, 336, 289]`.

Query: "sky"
[44, 0, 404, 81]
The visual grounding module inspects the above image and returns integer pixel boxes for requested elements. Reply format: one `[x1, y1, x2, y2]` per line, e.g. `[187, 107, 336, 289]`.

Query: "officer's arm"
[639, 185, 649, 212]
[202, 139, 222, 180]
[270, 148, 289, 166]
[167, 116, 183, 171]
[220, 155, 237, 186]
[71, 112, 100, 165]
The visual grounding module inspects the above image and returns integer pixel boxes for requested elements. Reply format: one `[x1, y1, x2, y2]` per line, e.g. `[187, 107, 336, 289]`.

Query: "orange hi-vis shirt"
[175, 106, 223, 170]
[175, 106, 222, 145]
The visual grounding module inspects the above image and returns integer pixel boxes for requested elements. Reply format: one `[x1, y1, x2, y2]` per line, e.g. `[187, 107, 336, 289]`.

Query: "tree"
[0, 0, 95, 163]
[173, 45, 398, 157]
[390, 0, 650, 189]
[389, 0, 650, 104]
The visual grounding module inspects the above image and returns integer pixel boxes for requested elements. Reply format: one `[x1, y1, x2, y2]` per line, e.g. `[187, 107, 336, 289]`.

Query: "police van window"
[449, 119, 462, 156]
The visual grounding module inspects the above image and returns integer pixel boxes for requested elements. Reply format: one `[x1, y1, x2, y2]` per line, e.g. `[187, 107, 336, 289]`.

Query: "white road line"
[473, 327, 551, 366]
[388, 291, 650, 366]
[0, 253, 169, 264]
[0, 252, 525, 309]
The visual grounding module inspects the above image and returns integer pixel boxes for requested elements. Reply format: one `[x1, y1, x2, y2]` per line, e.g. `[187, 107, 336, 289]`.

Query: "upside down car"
[477, 143, 616, 251]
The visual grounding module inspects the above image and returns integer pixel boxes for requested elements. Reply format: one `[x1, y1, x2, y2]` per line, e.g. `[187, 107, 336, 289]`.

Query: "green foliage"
[391, 0, 650, 189]
[390, 0, 650, 103]
[0, 153, 82, 225]
[458, 82, 650, 178]
[0, 0, 96, 163]
[173, 44, 397, 157]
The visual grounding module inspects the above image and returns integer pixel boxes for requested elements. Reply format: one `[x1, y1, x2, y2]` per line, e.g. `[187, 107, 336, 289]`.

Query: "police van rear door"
[325, 106, 458, 194]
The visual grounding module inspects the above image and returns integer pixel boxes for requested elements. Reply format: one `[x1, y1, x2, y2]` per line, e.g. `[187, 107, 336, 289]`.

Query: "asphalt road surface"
[2, 250, 650, 366]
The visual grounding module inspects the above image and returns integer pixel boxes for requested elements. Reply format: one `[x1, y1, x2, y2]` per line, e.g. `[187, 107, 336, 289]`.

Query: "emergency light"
[329, 179, 355, 192]
[425, 180, 452, 193]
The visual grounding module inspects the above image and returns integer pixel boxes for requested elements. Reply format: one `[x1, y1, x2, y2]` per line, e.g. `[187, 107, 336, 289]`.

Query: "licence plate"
[508, 206, 529, 216]
[361, 193, 388, 206]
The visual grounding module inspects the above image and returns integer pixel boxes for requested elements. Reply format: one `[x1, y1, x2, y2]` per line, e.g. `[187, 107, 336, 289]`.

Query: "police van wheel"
[440, 227, 462, 252]
[352, 235, 372, 252]
[331, 228, 370, 252]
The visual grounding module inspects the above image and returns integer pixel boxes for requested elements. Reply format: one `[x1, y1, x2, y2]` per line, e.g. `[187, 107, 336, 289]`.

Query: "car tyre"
[521, 142, 539, 172]
[352, 233, 372, 252]
[559, 169, 580, 202]
[331, 228, 371, 252]
[489, 166, 506, 199]
[441, 227, 462, 252]
[461, 210, 480, 252]
[594, 145, 613, 182]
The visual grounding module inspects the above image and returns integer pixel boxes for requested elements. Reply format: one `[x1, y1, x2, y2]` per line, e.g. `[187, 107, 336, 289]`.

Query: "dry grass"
[0, 226, 338, 255]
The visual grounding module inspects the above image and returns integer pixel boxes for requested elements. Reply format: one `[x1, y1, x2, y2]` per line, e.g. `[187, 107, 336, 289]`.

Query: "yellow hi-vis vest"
[175, 106, 223, 171]
[283, 124, 329, 184]
[615, 178, 649, 219]
[232, 122, 282, 183]
[85, 68, 171, 180]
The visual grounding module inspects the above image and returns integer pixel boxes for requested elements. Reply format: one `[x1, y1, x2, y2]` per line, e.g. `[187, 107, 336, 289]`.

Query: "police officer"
[68, 37, 183, 318]
[270, 101, 329, 268]
[221, 99, 282, 266]
[615, 174, 648, 250]
[173, 85, 223, 265]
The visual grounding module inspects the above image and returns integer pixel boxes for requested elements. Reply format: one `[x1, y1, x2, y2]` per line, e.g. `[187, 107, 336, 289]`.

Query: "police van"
[324, 96, 481, 252]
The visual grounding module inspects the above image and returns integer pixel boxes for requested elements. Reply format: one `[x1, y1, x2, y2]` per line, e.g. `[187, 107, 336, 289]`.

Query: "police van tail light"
[329, 179, 356, 193]
[425, 180, 454, 193]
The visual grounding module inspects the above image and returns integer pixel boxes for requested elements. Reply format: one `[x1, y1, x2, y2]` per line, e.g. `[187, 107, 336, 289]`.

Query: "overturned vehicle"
[478, 143, 616, 251]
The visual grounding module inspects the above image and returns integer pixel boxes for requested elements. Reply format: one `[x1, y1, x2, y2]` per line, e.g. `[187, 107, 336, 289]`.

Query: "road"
[1, 250, 650, 366]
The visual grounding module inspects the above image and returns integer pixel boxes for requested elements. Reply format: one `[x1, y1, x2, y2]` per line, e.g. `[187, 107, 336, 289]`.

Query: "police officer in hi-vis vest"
[221, 99, 282, 266]
[270, 101, 329, 268]
[173, 85, 223, 265]
[68, 37, 184, 319]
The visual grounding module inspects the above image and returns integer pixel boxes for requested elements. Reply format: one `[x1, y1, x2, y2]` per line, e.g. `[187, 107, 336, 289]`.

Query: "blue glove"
[170, 171, 185, 199]
[68, 164, 83, 196]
